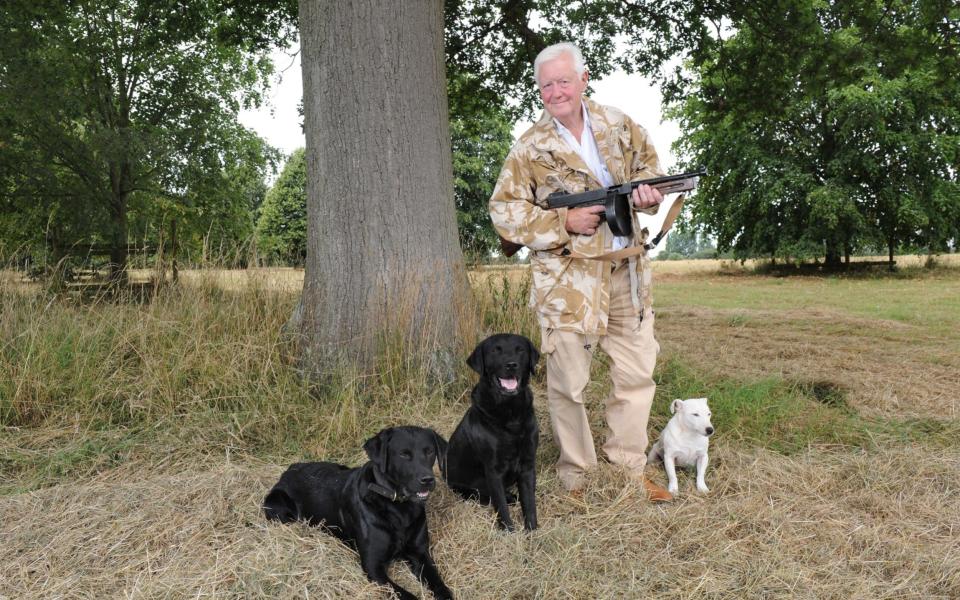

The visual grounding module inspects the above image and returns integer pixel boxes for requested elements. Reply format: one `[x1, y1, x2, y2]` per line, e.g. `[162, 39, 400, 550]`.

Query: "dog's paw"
[697, 483, 710, 494]
[498, 519, 517, 533]
[667, 484, 679, 495]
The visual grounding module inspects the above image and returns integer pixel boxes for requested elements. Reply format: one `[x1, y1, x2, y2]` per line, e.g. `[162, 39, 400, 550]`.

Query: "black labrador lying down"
[443, 333, 540, 531]
[263, 426, 453, 600]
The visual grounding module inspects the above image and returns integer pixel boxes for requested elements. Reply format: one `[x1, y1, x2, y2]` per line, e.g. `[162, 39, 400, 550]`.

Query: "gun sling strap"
[552, 193, 686, 261]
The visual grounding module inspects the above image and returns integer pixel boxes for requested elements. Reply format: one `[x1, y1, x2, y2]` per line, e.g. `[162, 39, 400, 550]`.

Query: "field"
[2, 258, 959, 599]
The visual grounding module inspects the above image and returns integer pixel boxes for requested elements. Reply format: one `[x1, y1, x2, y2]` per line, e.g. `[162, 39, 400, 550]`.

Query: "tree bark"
[108, 192, 129, 285]
[298, 0, 471, 373]
[824, 239, 841, 269]
[170, 218, 179, 283]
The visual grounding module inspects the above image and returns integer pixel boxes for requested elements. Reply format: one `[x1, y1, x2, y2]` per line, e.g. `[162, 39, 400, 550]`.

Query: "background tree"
[0, 0, 293, 279]
[626, 0, 960, 264]
[657, 227, 717, 260]
[449, 80, 515, 263]
[125, 125, 277, 268]
[663, 228, 700, 258]
[257, 148, 307, 266]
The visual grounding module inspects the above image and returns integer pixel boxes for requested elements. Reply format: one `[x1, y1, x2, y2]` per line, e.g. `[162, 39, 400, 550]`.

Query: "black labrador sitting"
[263, 426, 453, 600]
[442, 333, 539, 531]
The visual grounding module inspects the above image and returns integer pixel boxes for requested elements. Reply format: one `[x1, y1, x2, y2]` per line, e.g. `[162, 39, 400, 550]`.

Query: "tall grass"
[2, 263, 959, 598]
[0, 266, 543, 492]
[3, 263, 956, 487]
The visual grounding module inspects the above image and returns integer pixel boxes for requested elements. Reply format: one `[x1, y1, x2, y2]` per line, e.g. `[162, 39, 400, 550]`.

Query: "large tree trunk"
[297, 0, 470, 373]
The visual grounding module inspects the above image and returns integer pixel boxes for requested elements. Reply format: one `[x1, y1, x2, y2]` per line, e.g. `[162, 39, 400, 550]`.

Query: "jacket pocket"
[531, 253, 577, 318]
[540, 327, 556, 356]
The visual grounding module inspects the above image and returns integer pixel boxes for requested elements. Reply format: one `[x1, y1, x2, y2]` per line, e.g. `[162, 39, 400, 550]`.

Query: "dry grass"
[2, 444, 956, 599]
[2, 259, 959, 599]
[134, 267, 306, 293]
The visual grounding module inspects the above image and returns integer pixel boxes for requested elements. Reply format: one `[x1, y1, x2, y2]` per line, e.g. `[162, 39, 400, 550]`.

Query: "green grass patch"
[863, 416, 960, 447]
[651, 356, 959, 454]
[655, 267, 960, 331]
[0, 429, 142, 495]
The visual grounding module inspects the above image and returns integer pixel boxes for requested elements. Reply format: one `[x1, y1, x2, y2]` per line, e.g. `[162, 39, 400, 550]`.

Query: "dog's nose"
[419, 475, 435, 486]
[505, 361, 518, 370]
[706, 427, 714, 436]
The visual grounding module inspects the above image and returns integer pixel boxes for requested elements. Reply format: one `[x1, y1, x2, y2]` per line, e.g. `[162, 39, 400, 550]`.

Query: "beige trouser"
[541, 262, 659, 491]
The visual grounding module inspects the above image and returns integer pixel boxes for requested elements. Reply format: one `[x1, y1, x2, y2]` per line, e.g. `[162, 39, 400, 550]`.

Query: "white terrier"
[647, 398, 714, 495]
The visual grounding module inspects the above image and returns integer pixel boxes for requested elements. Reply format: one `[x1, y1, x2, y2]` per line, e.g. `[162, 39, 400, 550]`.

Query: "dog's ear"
[363, 428, 393, 471]
[526, 336, 540, 376]
[466, 340, 485, 375]
[430, 429, 448, 474]
[263, 488, 299, 523]
[670, 399, 683, 414]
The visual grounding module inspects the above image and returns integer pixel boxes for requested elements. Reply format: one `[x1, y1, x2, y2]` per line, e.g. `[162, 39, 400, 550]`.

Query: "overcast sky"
[238, 48, 683, 240]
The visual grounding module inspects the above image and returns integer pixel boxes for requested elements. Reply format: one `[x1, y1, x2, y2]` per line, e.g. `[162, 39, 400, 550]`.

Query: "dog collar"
[368, 482, 407, 502]
[366, 463, 408, 502]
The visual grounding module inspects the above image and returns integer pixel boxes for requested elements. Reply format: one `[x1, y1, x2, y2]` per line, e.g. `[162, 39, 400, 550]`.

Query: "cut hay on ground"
[2, 444, 958, 599]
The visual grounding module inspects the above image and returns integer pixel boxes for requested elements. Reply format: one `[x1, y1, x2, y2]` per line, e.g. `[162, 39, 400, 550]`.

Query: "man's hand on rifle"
[632, 184, 664, 209]
[565, 204, 606, 235]
[565, 184, 664, 235]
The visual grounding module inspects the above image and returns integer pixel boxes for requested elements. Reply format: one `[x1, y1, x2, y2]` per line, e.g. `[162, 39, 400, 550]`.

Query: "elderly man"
[488, 42, 672, 501]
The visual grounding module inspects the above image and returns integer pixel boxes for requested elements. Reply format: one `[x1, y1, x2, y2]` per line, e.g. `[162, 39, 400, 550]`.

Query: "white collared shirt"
[553, 102, 629, 250]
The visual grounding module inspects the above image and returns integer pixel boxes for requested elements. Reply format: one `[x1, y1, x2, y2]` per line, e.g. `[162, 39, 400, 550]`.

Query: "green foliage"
[5, 0, 955, 269]
[256, 149, 306, 265]
[656, 0, 960, 263]
[449, 84, 515, 262]
[0, 0, 291, 271]
[444, 1, 625, 120]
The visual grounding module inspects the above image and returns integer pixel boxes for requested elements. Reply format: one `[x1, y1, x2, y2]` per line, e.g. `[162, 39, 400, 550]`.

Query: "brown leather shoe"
[642, 477, 673, 502]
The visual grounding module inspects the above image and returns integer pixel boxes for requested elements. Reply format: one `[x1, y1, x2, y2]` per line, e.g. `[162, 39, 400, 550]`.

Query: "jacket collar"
[530, 97, 621, 187]
[582, 97, 624, 183]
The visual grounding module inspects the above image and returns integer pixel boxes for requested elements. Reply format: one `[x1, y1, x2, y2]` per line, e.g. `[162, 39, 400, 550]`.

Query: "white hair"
[533, 42, 587, 85]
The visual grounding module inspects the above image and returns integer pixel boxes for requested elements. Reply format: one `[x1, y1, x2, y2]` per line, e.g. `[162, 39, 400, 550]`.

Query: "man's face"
[537, 53, 588, 124]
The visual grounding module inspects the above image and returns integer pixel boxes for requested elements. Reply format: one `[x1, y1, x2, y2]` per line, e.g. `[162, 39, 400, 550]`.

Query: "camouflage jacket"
[489, 97, 665, 334]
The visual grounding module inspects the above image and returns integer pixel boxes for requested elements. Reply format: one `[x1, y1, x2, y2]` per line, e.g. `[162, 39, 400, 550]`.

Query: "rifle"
[498, 168, 706, 257]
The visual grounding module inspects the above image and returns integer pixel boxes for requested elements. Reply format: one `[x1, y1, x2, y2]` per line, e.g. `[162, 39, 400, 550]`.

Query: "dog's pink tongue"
[499, 377, 518, 390]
